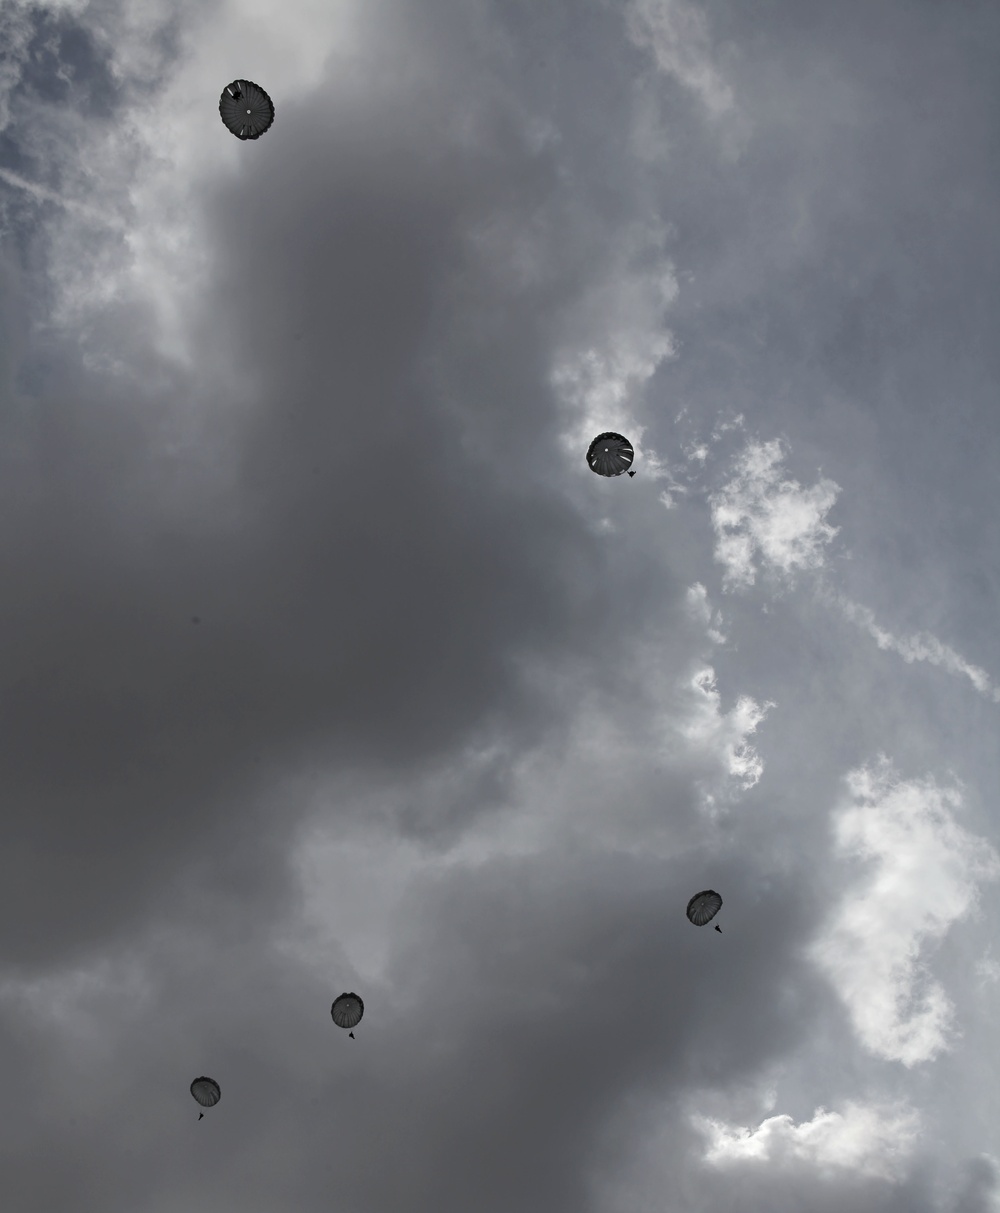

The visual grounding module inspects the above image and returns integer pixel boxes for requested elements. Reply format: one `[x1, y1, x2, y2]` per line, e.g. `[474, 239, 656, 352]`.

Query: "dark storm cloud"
[0, 0, 682, 971]
[326, 850, 822, 1213]
[0, 835, 829, 1212]
[0, 0, 998, 1211]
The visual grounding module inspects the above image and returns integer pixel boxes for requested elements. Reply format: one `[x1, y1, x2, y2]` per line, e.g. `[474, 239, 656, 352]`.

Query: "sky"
[0, 0, 998, 1209]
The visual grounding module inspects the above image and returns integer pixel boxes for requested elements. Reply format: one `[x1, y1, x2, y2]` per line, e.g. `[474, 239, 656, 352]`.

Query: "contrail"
[0, 166, 126, 230]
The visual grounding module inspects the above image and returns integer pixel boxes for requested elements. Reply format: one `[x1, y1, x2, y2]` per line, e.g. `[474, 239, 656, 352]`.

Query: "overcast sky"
[1, 0, 999, 1209]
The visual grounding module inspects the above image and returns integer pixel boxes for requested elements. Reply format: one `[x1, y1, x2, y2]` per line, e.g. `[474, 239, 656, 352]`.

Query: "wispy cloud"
[685, 582, 727, 644]
[0, 0, 38, 134]
[624, 0, 735, 119]
[833, 594, 1000, 703]
[0, 166, 126, 230]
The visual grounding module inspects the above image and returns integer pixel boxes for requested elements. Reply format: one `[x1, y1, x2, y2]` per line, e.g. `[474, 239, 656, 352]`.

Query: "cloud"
[623, 0, 735, 119]
[685, 582, 727, 644]
[1, 1, 999, 1211]
[974, 952, 1000, 989]
[0, 950, 154, 1054]
[0, 1, 55, 133]
[710, 439, 841, 590]
[810, 759, 1000, 1065]
[694, 1100, 921, 1182]
[677, 666, 773, 806]
[833, 596, 1000, 704]
[953, 1157, 1000, 1213]
[551, 219, 677, 473]
[0, 166, 125, 230]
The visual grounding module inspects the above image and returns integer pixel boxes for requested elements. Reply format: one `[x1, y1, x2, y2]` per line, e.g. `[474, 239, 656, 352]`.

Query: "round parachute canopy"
[190, 1077, 221, 1109]
[219, 80, 274, 140]
[586, 432, 635, 477]
[686, 889, 723, 927]
[331, 992, 364, 1031]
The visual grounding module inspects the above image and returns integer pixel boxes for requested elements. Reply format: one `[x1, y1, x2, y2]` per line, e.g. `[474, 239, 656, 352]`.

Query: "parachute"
[331, 992, 364, 1038]
[190, 1076, 221, 1120]
[586, 432, 635, 478]
[219, 80, 275, 140]
[686, 889, 723, 929]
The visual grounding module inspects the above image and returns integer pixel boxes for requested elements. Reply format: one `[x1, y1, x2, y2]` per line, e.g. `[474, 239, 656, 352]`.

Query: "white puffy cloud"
[685, 582, 727, 644]
[694, 1100, 921, 1182]
[677, 666, 772, 806]
[810, 759, 1000, 1065]
[710, 439, 840, 589]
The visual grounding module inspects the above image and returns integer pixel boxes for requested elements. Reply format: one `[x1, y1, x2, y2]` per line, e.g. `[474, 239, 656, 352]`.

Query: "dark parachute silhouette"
[219, 80, 274, 140]
[331, 992, 364, 1039]
[190, 1076, 221, 1120]
[686, 889, 723, 931]
[586, 432, 635, 477]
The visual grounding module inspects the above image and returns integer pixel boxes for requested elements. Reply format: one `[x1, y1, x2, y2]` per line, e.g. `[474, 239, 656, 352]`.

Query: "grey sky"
[0, 0, 998, 1210]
